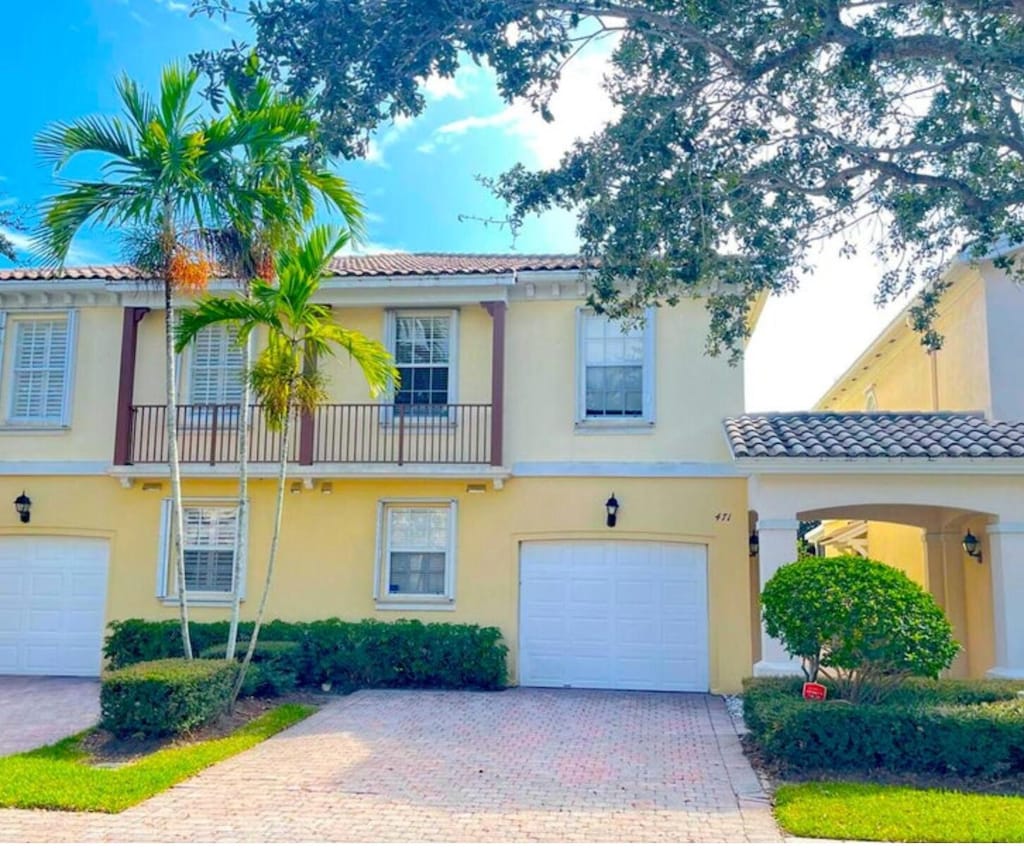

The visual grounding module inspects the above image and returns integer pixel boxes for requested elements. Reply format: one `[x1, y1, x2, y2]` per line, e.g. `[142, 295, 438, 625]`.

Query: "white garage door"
[0, 537, 110, 676]
[519, 540, 709, 691]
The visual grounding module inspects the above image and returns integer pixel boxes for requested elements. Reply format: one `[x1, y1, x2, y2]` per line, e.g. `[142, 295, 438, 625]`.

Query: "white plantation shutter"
[189, 326, 245, 405]
[8, 316, 73, 424]
[181, 505, 238, 594]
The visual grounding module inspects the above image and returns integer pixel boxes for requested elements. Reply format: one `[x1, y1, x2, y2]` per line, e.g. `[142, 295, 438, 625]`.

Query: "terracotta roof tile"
[723, 412, 1024, 460]
[0, 253, 586, 283]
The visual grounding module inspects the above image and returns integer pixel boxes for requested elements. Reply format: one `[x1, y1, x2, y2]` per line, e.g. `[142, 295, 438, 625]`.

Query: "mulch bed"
[81, 691, 332, 765]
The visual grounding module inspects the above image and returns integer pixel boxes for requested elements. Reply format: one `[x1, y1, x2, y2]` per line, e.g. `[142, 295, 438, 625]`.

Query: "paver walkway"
[0, 677, 100, 757]
[0, 688, 781, 842]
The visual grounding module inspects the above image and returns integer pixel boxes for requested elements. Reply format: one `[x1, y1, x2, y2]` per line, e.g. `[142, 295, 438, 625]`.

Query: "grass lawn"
[776, 781, 1024, 842]
[0, 704, 313, 813]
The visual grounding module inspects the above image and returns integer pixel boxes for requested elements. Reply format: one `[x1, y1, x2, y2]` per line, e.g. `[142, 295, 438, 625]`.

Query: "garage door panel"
[0, 536, 109, 676]
[520, 540, 709, 692]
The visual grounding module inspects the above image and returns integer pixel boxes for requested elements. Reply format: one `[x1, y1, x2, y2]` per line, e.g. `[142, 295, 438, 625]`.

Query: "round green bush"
[761, 556, 960, 702]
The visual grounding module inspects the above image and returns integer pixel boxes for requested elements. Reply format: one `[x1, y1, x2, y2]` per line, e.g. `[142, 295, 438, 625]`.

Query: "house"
[0, 254, 758, 693]
[728, 252, 1024, 682]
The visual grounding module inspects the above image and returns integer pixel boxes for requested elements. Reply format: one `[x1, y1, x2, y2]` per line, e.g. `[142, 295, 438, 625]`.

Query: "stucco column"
[986, 523, 1024, 679]
[752, 518, 804, 677]
[923, 531, 969, 678]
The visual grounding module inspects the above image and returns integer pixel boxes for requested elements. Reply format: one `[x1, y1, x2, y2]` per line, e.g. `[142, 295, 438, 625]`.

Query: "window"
[157, 501, 240, 601]
[376, 500, 456, 606]
[576, 308, 654, 424]
[388, 312, 456, 416]
[4, 312, 76, 426]
[864, 386, 879, 412]
[187, 325, 245, 406]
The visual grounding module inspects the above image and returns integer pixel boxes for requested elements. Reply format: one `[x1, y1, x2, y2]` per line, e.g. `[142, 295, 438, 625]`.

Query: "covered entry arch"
[726, 412, 1024, 680]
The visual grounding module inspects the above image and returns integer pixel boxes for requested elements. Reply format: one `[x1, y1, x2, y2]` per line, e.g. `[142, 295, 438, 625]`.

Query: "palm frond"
[175, 296, 279, 352]
[36, 115, 137, 168]
[34, 181, 143, 266]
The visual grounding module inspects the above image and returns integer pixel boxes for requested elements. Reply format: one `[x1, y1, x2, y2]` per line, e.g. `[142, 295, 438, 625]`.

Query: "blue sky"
[2, 0, 912, 409]
[1, 0, 588, 265]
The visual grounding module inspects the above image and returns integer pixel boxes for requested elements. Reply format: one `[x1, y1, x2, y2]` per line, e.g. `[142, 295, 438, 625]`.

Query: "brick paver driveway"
[0, 677, 100, 757]
[1, 689, 780, 842]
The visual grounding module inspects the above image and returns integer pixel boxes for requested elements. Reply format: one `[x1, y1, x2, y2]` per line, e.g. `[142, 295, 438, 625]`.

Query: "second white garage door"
[519, 540, 709, 692]
[0, 536, 110, 676]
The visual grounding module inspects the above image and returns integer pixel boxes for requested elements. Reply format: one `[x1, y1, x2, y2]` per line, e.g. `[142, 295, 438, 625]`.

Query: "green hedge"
[743, 677, 1024, 777]
[199, 641, 302, 697]
[106, 618, 508, 691]
[101, 659, 238, 738]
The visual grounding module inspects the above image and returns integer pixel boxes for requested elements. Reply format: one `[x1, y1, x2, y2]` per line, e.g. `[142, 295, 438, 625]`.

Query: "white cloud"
[744, 238, 915, 412]
[0, 227, 32, 254]
[426, 35, 620, 169]
[421, 75, 466, 101]
[336, 240, 406, 256]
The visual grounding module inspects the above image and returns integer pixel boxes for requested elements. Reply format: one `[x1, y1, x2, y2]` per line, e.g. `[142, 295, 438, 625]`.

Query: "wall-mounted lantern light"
[748, 532, 760, 558]
[962, 529, 983, 563]
[605, 493, 620, 528]
[13, 492, 31, 524]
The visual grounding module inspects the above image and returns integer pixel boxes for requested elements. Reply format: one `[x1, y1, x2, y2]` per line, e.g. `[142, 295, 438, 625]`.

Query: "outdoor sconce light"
[748, 532, 760, 558]
[962, 529, 983, 563]
[13, 492, 31, 524]
[605, 493, 620, 528]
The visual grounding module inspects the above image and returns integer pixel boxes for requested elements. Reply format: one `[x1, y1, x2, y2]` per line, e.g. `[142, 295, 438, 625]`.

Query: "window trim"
[155, 497, 245, 606]
[575, 306, 655, 426]
[2, 309, 78, 428]
[374, 498, 457, 609]
[383, 309, 459, 422]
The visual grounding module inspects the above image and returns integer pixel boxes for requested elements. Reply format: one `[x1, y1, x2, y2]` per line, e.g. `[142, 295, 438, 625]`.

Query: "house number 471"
[714, 512, 732, 522]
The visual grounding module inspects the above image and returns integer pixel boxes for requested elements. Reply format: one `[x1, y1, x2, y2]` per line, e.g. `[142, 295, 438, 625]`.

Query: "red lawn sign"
[802, 682, 827, 701]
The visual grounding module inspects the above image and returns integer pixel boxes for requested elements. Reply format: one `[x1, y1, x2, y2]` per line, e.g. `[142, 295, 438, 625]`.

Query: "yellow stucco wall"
[0, 306, 122, 461]
[505, 299, 743, 463]
[0, 472, 752, 693]
[823, 270, 991, 415]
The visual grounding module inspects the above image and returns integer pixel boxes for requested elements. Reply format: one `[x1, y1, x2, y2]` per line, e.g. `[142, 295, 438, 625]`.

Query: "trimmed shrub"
[743, 677, 1024, 777]
[761, 556, 959, 702]
[105, 618, 508, 691]
[104, 619, 302, 668]
[300, 619, 508, 691]
[200, 641, 302, 697]
[100, 658, 238, 738]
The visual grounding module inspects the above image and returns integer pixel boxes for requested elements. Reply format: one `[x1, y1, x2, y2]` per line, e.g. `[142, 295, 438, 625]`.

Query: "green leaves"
[176, 225, 399, 430]
[761, 555, 960, 702]
[196, 0, 1024, 358]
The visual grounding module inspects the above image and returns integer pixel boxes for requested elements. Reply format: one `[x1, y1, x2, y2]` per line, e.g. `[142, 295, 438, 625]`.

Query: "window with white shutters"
[377, 501, 456, 605]
[180, 505, 238, 595]
[6, 314, 74, 425]
[576, 308, 655, 424]
[188, 326, 245, 406]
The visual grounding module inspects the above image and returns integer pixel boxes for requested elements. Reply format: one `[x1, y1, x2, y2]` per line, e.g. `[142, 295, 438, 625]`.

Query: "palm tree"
[203, 71, 364, 660]
[34, 64, 294, 658]
[176, 226, 397, 699]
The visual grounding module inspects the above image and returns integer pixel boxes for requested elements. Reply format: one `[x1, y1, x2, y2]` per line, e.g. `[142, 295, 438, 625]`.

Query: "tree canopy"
[195, 0, 1024, 358]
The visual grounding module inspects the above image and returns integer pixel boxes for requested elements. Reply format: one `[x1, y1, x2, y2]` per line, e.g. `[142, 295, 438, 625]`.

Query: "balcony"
[126, 403, 495, 466]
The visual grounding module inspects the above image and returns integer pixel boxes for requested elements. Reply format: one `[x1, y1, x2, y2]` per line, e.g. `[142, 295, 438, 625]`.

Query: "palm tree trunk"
[164, 278, 193, 659]
[226, 287, 252, 663]
[233, 394, 294, 701]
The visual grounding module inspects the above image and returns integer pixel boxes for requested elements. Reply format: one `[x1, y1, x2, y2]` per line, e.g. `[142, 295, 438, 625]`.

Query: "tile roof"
[0, 254, 585, 282]
[723, 412, 1024, 459]
[326, 253, 584, 277]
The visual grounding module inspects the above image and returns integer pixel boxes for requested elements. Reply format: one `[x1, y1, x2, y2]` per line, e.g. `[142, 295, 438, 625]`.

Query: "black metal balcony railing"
[128, 403, 494, 466]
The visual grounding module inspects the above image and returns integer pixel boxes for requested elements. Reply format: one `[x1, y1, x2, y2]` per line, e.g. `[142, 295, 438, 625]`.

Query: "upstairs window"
[5, 312, 76, 426]
[577, 308, 655, 424]
[187, 325, 246, 406]
[388, 311, 457, 416]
